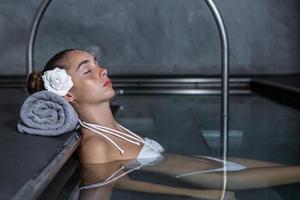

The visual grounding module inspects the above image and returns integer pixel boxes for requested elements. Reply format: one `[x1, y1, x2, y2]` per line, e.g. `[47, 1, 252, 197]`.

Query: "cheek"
[74, 78, 98, 91]
[71, 81, 91, 99]
[72, 81, 115, 102]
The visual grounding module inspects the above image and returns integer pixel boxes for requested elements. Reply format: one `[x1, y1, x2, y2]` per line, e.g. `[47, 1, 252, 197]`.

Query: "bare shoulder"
[79, 134, 111, 163]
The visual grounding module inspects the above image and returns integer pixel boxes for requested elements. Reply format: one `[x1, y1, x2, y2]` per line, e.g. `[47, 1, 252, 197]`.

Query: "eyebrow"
[76, 56, 97, 72]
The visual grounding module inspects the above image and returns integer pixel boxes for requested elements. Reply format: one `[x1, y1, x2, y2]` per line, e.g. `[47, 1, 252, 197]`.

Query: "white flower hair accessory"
[42, 67, 73, 96]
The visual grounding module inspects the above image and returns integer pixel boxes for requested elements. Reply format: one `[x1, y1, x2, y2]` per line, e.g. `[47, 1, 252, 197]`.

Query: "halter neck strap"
[78, 119, 144, 155]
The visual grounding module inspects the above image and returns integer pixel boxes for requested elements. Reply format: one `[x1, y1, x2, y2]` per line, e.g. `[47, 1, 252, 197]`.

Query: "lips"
[103, 79, 112, 87]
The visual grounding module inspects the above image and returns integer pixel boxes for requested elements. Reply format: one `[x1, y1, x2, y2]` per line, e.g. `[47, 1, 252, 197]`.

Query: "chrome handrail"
[26, 0, 52, 77]
[205, 1, 230, 199]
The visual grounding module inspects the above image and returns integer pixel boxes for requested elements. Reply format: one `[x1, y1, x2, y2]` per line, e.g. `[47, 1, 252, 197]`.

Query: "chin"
[107, 88, 116, 100]
[109, 89, 116, 98]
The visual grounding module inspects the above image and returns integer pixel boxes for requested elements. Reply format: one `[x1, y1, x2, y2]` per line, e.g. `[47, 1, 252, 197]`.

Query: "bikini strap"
[83, 121, 144, 143]
[79, 120, 125, 154]
[79, 119, 144, 155]
[117, 123, 144, 142]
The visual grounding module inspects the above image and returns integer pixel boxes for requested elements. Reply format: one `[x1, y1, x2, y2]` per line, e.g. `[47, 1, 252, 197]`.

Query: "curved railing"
[26, 0, 52, 76]
[205, 1, 229, 198]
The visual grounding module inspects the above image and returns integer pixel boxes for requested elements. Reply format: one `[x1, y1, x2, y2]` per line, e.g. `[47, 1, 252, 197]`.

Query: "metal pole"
[204, 0, 230, 199]
[26, 0, 52, 78]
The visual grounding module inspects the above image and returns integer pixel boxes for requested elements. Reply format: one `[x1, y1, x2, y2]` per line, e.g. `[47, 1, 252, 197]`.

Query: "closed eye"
[84, 69, 92, 74]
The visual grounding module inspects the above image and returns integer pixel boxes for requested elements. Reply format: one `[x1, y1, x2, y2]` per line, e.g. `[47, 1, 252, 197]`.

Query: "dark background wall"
[0, 0, 299, 76]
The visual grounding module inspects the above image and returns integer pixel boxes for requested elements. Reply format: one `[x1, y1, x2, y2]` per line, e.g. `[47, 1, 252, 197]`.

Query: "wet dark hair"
[27, 49, 78, 95]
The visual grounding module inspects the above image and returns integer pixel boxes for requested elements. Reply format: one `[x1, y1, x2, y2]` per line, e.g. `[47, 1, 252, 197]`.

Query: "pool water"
[74, 93, 300, 200]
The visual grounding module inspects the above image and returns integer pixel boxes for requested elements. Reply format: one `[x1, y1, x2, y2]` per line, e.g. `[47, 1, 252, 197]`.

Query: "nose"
[100, 68, 107, 77]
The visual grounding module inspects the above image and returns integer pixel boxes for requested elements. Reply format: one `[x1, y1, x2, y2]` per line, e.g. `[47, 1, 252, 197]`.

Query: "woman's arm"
[115, 175, 235, 200]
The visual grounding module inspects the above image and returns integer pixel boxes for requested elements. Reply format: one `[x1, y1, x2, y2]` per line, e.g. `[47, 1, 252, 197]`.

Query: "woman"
[27, 49, 300, 199]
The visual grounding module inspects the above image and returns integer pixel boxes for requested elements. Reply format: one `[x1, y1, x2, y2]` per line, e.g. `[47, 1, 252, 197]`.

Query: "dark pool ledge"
[250, 74, 300, 110]
[0, 126, 81, 200]
[0, 88, 119, 200]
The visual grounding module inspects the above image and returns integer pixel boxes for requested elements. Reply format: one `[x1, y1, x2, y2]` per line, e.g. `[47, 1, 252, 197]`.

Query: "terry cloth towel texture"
[17, 90, 79, 136]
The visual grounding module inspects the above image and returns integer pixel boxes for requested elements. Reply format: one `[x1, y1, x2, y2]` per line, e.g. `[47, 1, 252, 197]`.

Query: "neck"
[74, 101, 119, 131]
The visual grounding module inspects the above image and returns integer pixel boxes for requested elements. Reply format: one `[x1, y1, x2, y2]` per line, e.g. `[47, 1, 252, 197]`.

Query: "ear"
[64, 91, 75, 103]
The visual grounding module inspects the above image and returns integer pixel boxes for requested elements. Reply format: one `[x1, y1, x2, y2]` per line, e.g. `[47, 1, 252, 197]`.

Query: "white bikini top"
[78, 119, 165, 164]
[78, 119, 164, 190]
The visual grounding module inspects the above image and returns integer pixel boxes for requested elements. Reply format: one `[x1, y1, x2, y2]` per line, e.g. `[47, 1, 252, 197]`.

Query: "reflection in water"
[80, 154, 164, 190]
[75, 153, 300, 200]
[77, 155, 237, 200]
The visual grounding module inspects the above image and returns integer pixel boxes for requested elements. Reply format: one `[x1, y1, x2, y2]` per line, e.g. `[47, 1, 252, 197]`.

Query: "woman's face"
[63, 50, 115, 105]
